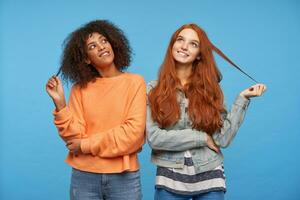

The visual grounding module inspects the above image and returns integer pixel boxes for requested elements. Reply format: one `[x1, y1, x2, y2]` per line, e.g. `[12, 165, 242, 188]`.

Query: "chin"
[100, 57, 114, 66]
[175, 58, 191, 65]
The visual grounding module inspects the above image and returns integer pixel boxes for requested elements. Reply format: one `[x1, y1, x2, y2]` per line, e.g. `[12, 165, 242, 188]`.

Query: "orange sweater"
[53, 73, 146, 173]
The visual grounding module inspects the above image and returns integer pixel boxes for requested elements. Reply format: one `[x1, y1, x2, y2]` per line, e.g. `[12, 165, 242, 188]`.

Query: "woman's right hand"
[46, 76, 66, 111]
[239, 83, 267, 99]
[207, 134, 220, 153]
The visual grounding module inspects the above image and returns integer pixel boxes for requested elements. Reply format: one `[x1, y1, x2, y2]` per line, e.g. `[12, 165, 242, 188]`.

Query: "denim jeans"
[70, 168, 142, 200]
[155, 188, 224, 200]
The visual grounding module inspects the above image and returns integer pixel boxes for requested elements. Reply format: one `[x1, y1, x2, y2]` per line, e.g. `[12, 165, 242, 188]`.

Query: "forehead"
[86, 32, 104, 43]
[178, 28, 199, 42]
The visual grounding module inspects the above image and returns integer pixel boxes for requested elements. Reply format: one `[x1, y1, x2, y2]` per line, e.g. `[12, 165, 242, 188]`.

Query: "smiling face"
[172, 28, 200, 66]
[85, 32, 115, 69]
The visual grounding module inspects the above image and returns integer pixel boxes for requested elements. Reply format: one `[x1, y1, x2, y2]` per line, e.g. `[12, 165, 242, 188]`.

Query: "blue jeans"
[70, 168, 142, 200]
[155, 188, 224, 200]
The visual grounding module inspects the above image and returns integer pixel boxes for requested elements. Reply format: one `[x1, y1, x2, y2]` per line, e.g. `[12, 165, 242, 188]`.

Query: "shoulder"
[67, 83, 83, 99]
[70, 83, 81, 92]
[122, 73, 146, 92]
[123, 73, 145, 83]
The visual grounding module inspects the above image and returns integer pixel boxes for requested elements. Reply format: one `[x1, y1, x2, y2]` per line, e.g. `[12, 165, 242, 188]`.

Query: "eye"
[101, 38, 108, 44]
[88, 44, 96, 50]
[190, 42, 199, 48]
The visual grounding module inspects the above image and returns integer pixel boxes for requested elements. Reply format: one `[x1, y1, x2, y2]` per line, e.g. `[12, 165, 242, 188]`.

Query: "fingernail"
[249, 88, 254, 91]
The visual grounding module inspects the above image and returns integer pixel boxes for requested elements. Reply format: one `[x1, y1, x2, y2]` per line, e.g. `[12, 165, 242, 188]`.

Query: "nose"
[97, 42, 105, 51]
[181, 42, 188, 51]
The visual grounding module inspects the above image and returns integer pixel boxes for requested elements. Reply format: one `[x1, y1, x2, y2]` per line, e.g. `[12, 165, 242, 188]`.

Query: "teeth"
[177, 51, 188, 57]
[100, 51, 109, 57]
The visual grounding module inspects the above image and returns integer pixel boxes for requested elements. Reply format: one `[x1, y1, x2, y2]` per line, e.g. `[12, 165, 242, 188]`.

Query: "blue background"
[1, 0, 299, 199]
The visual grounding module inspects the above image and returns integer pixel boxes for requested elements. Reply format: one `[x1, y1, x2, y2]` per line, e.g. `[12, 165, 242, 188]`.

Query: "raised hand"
[46, 76, 66, 111]
[240, 84, 267, 99]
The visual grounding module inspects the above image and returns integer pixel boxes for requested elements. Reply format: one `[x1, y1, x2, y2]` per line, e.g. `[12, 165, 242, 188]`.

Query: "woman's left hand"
[66, 139, 82, 156]
[240, 83, 267, 99]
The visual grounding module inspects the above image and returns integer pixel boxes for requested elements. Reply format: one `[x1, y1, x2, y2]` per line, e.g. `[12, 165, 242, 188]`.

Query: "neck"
[96, 63, 122, 78]
[176, 63, 193, 86]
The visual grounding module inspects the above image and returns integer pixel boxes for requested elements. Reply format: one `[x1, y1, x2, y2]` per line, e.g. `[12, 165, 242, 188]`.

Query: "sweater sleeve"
[213, 95, 250, 148]
[53, 85, 87, 142]
[80, 78, 146, 158]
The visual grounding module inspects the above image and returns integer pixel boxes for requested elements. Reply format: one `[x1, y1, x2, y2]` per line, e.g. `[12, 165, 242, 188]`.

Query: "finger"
[49, 78, 57, 84]
[50, 78, 58, 86]
[258, 85, 264, 95]
[215, 146, 220, 153]
[48, 79, 57, 87]
[46, 83, 54, 89]
[49, 77, 56, 83]
[259, 84, 266, 95]
[54, 76, 62, 85]
[213, 147, 220, 154]
[254, 85, 260, 96]
[255, 85, 259, 96]
[48, 81, 57, 88]
[47, 78, 54, 85]
[209, 142, 219, 153]
[261, 84, 267, 93]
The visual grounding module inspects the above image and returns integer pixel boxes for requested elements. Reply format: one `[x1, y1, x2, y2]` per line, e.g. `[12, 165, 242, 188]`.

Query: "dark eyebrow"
[87, 41, 96, 47]
[87, 34, 105, 46]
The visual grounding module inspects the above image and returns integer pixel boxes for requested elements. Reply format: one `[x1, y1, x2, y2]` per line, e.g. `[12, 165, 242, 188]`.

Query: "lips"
[99, 51, 110, 57]
[177, 50, 189, 57]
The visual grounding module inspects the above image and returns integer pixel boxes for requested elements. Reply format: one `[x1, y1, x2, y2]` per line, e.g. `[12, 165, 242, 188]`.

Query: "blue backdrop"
[1, 0, 299, 199]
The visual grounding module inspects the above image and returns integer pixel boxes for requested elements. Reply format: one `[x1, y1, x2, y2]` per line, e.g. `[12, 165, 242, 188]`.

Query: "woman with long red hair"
[147, 24, 266, 199]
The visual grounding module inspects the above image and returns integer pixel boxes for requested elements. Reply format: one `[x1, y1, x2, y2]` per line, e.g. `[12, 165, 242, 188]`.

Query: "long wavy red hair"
[149, 24, 226, 135]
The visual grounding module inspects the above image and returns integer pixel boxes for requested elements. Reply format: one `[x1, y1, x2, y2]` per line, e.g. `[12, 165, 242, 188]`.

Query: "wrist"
[54, 99, 66, 111]
[239, 93, 249, 99]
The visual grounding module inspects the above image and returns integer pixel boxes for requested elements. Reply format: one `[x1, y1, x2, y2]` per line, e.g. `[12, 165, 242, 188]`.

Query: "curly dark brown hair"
[58, 20, 132, 87]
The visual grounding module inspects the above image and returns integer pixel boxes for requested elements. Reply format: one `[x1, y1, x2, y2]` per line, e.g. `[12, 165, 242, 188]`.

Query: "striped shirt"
[156, 151, 226, 195]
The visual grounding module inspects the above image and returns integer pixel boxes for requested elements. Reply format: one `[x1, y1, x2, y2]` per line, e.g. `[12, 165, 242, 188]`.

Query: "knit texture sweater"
[53, 73, 146, 173]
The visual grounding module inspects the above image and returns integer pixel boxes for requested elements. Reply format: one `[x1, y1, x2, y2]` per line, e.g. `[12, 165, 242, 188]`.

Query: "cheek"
[172, 42, 180, 50]
[87, 52, 97, 62]
[106, 43, 113, 51]
[171, 49, 176, 59]
[171, 44, 179, 57]
[190, 49, 200, 60]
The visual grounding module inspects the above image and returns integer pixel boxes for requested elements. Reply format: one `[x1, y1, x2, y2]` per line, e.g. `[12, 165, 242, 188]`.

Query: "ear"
[196, 56, 201, 60]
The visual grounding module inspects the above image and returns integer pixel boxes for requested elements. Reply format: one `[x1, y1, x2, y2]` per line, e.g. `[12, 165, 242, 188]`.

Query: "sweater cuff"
[235, 95, 250, 109]
[81, 138, 91, 154]
[53, 106, 70, 121]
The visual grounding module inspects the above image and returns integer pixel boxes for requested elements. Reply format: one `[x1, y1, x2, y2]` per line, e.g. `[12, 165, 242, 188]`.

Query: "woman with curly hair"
[46, 20, 146, 200]
[146, 24, 266, 200]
